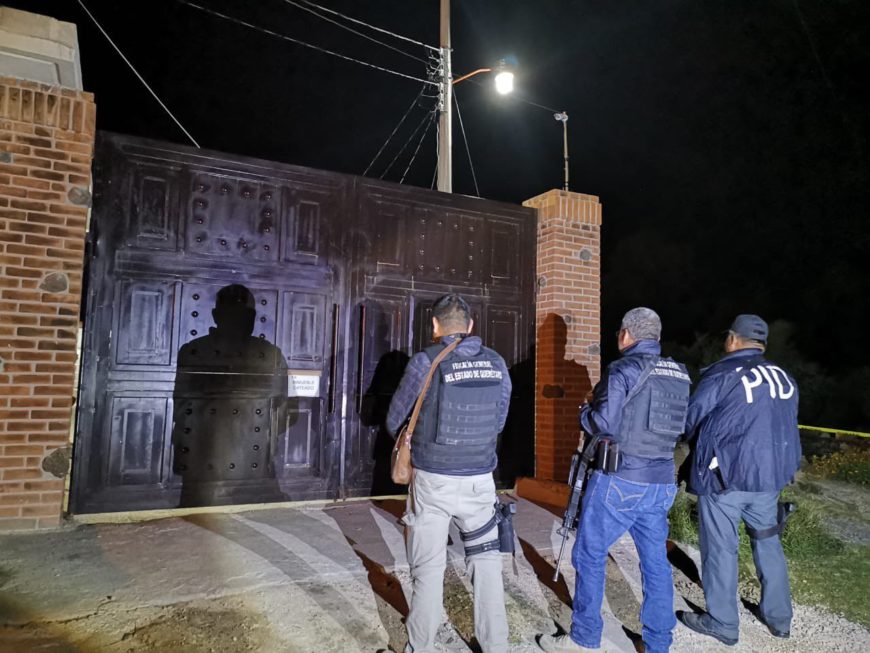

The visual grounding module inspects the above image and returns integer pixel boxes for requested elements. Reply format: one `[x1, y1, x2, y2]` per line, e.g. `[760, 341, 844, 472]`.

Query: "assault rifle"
[552, 434, 618, 581]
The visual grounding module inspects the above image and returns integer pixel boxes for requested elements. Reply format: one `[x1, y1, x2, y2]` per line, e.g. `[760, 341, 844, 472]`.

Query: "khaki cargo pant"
[403, 469, 508, 653]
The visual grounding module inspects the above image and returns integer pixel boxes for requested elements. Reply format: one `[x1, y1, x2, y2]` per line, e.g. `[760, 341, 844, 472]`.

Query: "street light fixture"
[436, 50, 515, 193]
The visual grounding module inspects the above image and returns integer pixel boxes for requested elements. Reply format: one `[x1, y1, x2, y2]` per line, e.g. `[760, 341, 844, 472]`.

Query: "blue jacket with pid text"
[685, 348, 801, 496]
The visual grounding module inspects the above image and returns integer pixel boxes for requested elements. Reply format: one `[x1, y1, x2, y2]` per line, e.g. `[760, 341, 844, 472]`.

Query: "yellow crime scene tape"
[799, 425, 870, 439]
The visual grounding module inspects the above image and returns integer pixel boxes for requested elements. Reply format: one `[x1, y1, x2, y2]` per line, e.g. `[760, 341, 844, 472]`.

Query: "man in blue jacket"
[677, 314, 801, 646]
[387, 294, 512, 653]
[538, 307, 690, 653]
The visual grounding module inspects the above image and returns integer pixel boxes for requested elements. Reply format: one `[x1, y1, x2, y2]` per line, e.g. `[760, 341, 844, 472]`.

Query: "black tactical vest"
[617, 356, 691, 459]
[411, 342, 506, 475]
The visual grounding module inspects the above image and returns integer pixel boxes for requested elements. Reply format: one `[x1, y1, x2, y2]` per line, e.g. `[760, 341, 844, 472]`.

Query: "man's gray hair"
[621, 307, 662, 341]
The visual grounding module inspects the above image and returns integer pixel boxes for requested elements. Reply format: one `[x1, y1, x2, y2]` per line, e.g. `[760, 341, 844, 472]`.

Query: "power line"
[282, 0, 427, 64]
[467, 76, 561, 114]
[76, 0, 200, 147]
[299, 0, 439, 52]
[430, 121, 439, 190]
[364, 85, 427, 177]
[381, 104, 436, 179]
[510, 93, 562, 114]
[400, 112, 435, 184]
[453, 90, 479, 197]
[177, 0, 437, 87]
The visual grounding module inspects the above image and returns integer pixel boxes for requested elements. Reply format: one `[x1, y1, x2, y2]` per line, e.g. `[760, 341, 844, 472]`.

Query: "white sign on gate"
[288, 370, 321, 397]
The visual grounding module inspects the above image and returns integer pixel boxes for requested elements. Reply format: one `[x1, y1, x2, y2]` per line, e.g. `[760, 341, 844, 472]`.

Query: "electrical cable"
[299, 0, 439, 52]
[399, 111, 435, 184]
[430, 120, 439, 190]
[380, 104, 436, 179]
[76, 0, 201, 148]
[177, 0, 437, 86]
[364, 85, 427, 177]
[453, 89, 480, 197]
[282, 0, 427, 63]
[466, 77, 561, 114]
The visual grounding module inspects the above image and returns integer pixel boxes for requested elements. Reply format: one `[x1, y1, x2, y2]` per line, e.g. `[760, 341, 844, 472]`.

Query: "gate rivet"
[253, 444, 260, 451]
[192, 311, 199, 317]
[264, 245, 270, 251]
[260, 316, 266, 323]
[220, 239, 227, 246]
[229, 463, 235, 469]
[190, 330, 197, 336]
[252, 463, 258, 469]
[233, 409, 239, 415]
[255, 427, 261, 433]
[193, 294, 200, 300]
[261, 299, 267, 305]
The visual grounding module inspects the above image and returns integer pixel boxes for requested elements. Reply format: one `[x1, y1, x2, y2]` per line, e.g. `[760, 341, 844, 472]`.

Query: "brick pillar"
[523, 189, 602, 482]
[0, 76, 96, 530]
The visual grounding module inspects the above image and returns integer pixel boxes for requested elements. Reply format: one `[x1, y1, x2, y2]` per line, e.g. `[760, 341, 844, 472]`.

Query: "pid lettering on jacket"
[738, 365, 795, 404]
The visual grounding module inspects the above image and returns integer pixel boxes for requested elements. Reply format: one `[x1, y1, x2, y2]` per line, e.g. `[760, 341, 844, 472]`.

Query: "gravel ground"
[0, 497, 867, 653]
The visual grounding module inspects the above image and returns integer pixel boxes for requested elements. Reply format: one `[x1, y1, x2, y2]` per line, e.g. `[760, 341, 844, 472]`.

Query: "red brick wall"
[0, 76, 95, 531]
[524, 190, 602, 481]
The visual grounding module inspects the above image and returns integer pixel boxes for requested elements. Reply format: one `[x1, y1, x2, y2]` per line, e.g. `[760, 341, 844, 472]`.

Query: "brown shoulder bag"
[391, 338, 461, 485]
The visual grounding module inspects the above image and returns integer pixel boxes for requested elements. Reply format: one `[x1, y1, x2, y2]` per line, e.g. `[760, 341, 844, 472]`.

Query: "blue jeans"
[698, 491, 792, 639]
[571, 471, 677, 653]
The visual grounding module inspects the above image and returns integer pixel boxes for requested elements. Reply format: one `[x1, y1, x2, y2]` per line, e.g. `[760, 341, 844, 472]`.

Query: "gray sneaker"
[536, 633, 600, 652]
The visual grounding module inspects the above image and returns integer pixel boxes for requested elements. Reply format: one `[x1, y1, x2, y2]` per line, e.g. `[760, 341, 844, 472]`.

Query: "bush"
[805, 448, 870, 486]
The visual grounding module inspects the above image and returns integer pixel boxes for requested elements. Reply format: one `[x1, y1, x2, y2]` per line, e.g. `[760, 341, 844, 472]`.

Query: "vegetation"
[804, 448, 870, 486]
[668, 463, 870, 627]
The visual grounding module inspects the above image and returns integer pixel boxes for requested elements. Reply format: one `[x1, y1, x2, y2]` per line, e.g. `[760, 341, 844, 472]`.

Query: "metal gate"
[71, 133, 535, 513]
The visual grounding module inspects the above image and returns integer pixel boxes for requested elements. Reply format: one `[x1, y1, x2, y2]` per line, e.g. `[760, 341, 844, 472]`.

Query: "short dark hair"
[432, 294, 471, 331]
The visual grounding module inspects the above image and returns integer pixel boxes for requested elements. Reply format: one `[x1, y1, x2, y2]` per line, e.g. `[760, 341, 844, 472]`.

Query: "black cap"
[729, 314, 768, 344]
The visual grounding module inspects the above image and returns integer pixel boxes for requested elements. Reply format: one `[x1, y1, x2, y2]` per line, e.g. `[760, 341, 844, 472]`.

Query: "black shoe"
[676, 610, 738, 646]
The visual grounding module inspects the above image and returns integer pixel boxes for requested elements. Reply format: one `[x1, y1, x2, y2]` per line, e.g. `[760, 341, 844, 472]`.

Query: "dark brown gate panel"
[347, 182, 535, 496]
[73, 134, 343, 513]
[72, 133, 535, 514]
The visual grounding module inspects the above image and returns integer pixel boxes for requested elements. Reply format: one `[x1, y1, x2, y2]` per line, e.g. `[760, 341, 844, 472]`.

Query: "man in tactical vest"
[677, 315, 801, 646]
[387, 294, 512, 653]
[538, 307, 690, 653]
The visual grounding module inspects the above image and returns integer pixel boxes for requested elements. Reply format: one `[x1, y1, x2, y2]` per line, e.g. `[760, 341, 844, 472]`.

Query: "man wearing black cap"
[677, 315, 801, 646]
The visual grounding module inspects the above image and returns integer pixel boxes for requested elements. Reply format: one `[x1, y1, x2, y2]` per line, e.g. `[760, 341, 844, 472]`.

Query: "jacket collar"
[701, 347, 764, 374]
[440, 334, 482, 354]
[621, 339, 661, 357]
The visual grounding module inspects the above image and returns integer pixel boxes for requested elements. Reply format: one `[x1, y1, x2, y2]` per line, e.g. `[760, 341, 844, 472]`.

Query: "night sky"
[11, 0, 869, 427]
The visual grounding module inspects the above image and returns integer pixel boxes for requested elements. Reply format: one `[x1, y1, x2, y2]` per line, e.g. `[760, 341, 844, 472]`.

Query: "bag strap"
[622, 356, 659, 406]
[402, 338, 462, 441]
